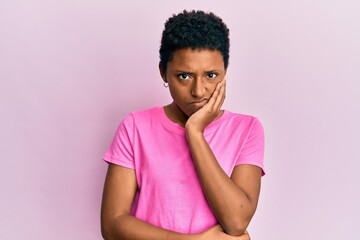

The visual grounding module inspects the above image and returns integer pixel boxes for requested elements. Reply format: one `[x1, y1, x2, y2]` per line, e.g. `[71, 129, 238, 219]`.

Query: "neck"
[164, 102, 188, 127]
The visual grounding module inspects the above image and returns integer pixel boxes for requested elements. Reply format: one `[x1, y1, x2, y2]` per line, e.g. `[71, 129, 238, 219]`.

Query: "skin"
[101, 48, 261, 240]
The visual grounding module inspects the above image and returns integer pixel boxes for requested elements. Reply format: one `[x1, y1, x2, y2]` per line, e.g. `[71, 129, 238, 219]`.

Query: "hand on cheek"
[185, 79, 226, 133]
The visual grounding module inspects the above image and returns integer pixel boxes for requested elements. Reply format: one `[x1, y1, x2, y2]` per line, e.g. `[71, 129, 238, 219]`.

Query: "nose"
[191, 78, 205, 98]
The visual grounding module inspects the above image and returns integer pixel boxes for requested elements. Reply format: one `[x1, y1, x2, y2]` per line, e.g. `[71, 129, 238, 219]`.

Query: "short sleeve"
[103, 114, 135, 169]
[235, 117, 265, 175]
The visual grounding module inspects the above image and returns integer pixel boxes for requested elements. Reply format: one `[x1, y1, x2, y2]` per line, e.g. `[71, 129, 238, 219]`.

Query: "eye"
[177, 73, 190, 80]
[207, 72, 218, 79]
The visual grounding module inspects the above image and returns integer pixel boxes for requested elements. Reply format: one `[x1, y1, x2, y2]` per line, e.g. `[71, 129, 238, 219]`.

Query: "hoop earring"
[163, 82, 169, 88]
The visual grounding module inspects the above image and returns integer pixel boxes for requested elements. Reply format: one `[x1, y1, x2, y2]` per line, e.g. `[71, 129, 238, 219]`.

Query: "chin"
[175, 104, 197, 118]
[186, 108, 200, 117]
[181, 108, 195, 118]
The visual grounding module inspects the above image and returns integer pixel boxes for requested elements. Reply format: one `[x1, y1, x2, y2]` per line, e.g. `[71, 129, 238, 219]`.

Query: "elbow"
[221, 211, 253, 236]
[222, 220, 249, 236]
[101, 222, 112, 240]
[101, 214, 128, 240]
[223, 201, 258, 236]
[101, 216, 117, 240]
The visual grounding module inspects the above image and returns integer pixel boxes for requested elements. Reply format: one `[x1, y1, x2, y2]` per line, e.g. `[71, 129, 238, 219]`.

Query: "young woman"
[101, 10, 265, 240]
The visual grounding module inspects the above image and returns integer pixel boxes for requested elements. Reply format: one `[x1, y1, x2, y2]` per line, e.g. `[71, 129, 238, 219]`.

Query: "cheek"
[168, 86, 185, 101]
[206, 82, 219, 94]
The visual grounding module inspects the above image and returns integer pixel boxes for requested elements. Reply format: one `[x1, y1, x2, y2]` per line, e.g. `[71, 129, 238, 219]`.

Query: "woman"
[101, 10, 265, 240]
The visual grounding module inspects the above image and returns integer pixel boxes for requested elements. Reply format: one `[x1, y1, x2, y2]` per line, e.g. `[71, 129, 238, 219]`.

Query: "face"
[160, 48, 226, 121]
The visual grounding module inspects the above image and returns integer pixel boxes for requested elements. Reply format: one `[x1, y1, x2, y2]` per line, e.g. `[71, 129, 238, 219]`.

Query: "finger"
[211, 80, 225, 110]
[219, 80, 226, 109]
[206, 80, 223, 109]
[213, 80, 226, 111]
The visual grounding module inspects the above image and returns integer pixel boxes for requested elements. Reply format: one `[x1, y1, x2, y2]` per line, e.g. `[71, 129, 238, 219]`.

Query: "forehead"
[168, 48, 224, 71]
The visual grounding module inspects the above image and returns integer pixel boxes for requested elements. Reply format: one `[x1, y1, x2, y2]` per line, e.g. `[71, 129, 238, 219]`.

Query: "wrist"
[185, 126, 204, 139]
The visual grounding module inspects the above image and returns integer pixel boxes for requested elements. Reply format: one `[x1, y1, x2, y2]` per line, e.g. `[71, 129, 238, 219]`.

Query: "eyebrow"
[174, 69, 221, 74]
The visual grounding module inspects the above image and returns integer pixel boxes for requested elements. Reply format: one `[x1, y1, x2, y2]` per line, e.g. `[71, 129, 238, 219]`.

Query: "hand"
[185, 79, 226, 133]
[196, 225, 250, 240]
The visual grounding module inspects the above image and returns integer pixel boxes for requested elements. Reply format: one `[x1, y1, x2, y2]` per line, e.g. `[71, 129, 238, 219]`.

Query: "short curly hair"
[159, 10, 230, 72]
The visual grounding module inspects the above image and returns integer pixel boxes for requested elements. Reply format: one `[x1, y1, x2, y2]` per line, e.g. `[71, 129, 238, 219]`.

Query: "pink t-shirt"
[103, 106, 265, 234]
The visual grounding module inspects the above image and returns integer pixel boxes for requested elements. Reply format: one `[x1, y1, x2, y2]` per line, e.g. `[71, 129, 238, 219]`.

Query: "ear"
[159, 62, 167, 82]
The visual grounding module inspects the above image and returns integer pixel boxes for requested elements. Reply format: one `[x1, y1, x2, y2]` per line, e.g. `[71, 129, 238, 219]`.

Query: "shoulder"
[129, 106, 161, 120]
[129, 106, 162, 125]
[119, 106, 162, 129]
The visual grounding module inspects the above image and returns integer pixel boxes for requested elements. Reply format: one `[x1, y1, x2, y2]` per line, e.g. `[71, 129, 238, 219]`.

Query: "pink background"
[1, 1, 359, 239]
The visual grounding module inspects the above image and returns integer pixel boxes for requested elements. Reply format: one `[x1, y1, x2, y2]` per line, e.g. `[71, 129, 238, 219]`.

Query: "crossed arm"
[100, 164, 253, 240]
[101, 164, 258, 240]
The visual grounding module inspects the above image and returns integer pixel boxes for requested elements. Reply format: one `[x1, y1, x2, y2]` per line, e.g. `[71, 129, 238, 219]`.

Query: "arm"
[101, 163, 192, 240]
[185, 80, 262, 236]
[100, 163, 251, 240]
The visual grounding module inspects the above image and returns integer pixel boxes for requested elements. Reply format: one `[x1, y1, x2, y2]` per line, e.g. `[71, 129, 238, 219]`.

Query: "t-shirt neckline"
[156, 106, 230, 135]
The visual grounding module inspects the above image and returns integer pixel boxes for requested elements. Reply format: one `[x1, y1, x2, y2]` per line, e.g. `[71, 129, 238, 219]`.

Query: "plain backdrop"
[1, 0, 359, 239]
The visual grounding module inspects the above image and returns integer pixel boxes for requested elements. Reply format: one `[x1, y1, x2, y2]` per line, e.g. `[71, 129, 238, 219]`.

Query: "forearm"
[102, 213, 198, 240]
[186, 130, 254, 235]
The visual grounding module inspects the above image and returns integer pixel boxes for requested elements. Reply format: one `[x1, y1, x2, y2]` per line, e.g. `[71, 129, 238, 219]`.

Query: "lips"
[190, 99, 208, 107]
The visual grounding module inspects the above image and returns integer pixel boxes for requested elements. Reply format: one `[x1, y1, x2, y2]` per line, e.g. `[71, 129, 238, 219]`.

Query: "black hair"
[159, 10, 230, 72]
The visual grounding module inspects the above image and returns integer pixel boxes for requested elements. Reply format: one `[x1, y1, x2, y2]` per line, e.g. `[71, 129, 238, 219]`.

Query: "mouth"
[190, 99, 208, 107]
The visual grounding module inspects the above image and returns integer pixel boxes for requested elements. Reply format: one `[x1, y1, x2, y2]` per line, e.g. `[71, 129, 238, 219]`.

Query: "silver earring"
[163, 82, 169, 88]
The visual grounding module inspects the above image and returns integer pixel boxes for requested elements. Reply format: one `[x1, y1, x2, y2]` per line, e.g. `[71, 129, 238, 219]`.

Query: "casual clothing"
[103, 106, 265, 234]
